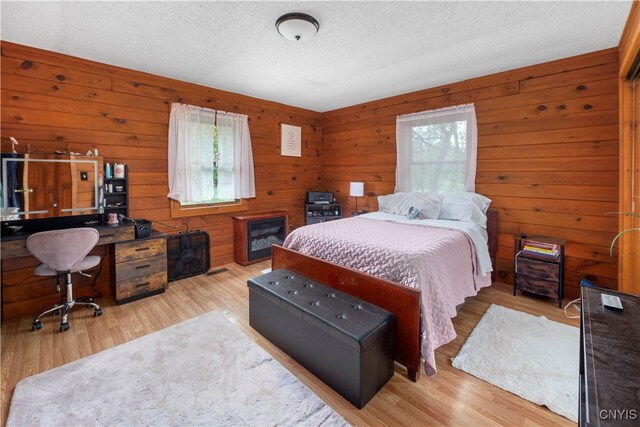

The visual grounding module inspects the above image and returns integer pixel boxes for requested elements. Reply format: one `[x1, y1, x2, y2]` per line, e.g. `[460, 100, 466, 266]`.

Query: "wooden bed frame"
[271, 210, 498, 382]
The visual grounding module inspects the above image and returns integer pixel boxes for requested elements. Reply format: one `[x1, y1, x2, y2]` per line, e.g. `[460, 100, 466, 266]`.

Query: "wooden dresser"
[111, 232, 167, 304]
[580, 286, 640, 426]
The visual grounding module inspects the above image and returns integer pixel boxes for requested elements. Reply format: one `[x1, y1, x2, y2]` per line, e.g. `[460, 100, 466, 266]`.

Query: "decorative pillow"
[438, 192, 492, 228]
[406, 207, 420, 220]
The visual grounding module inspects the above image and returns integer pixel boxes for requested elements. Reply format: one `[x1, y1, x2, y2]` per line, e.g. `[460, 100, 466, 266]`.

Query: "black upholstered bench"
[248, 268, 395, 409]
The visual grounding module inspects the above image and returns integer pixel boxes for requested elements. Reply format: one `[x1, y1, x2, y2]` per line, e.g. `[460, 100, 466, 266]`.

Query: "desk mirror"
[1, 153, 103, 221]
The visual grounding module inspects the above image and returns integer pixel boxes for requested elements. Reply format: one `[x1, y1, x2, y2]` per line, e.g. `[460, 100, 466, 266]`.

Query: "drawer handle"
[135, 247, 150, 252]
[101, 233, 115, 238]
[135, 282, 151, 288]
[135, 264, 151, 270]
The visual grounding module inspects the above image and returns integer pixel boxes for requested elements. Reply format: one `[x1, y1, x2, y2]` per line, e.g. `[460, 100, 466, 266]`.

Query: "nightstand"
[306, 204, 342, 225]
[513, 235, 566, 307]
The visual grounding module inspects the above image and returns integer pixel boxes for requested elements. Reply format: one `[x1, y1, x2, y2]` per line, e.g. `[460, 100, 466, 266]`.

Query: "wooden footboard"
[272, 245, 422, 381]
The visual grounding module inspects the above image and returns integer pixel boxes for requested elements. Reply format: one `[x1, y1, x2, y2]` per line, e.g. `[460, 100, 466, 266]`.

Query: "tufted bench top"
[248, 269, 395, 349]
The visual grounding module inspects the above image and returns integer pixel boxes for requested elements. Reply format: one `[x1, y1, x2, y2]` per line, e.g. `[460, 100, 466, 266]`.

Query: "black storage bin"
[248, 269, 395, 409]
[134, 220, 152, 239]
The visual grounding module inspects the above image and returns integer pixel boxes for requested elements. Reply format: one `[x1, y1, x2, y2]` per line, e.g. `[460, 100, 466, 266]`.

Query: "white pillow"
[378, 193, 406, 213]
[378, 192, 442, 219]
[439, 192, 492, 228]
[404, 192, 443, 219]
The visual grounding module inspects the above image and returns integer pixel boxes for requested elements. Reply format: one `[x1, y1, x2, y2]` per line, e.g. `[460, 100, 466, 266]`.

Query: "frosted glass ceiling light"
[276, 13, 319, 42]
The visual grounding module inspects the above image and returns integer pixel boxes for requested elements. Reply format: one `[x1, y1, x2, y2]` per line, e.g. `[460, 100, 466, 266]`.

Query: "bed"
[271, 208, 497, 382]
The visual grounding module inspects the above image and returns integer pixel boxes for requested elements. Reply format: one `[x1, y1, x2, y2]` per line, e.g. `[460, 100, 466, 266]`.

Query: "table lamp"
[349, 182, 364, 213]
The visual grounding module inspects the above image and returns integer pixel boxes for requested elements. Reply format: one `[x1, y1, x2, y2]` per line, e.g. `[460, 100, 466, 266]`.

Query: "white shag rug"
[452, 304, 579, 422]
[8, 311, 348, 427]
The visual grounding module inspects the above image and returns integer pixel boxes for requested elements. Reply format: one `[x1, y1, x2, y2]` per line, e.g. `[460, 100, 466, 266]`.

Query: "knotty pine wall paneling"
[321, 49, 620, 299]
[0, 41, 322, 319]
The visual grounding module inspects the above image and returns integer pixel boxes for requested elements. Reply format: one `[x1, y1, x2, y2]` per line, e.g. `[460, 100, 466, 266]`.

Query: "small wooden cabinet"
[513, 235, 565, 307]
[233, 211, 289, 265]
[305, 203, 342, 225]
[112, 232, 167, 304]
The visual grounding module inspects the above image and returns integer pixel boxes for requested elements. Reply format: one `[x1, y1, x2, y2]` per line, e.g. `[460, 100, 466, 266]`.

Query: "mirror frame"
[1, 155, 101, 220]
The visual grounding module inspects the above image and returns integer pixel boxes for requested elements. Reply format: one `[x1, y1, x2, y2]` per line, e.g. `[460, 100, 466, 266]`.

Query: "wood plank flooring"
[1, 260, 578, 426]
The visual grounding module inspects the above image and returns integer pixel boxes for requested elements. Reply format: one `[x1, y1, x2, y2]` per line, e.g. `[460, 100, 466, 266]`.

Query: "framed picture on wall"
[280, 123, 301, 157]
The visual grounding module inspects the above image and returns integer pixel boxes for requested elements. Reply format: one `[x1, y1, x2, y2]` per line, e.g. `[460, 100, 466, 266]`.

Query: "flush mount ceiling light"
[276, 13, 319, 42]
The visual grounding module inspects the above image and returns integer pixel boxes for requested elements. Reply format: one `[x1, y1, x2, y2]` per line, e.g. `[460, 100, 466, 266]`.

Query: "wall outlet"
[80, 171, 88, 181]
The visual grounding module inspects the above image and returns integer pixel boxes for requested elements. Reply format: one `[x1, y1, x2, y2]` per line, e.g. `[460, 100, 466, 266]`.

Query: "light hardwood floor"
[1, 260, 578, 426]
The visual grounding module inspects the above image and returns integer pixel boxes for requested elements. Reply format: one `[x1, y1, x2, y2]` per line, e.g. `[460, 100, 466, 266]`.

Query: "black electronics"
[307, 191, 334, 204]
[305, 203, 342, 225]
[167, 231, 211, 282]
[118, 215, 152, 239]
[134, 220, 152, 239]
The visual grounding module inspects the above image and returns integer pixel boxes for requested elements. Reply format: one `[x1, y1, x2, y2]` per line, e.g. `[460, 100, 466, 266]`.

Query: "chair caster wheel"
[52, 309, 61, 316]
[94, 308, 102, 317]
[60, 322, 70, 332]
[32, 321, 42, 331]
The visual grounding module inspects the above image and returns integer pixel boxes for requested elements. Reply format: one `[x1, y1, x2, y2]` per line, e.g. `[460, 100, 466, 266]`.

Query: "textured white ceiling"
[0, 1, 632, 112]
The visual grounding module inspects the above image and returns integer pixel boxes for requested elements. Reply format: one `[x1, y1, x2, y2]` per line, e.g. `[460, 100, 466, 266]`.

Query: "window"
[396, 104, 477, 193]
[167, 103, 255, 215]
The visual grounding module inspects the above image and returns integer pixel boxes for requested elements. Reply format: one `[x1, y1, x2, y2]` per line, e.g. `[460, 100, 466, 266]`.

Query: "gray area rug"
[8, 311, 348, 426]
[452, 304, 579, 422]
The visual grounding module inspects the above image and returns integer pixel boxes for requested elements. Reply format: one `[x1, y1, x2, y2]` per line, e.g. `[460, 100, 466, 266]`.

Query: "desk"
[1, 223, 135, 259]
[1, 224, 167, 320]
[580, 286, 640, 426]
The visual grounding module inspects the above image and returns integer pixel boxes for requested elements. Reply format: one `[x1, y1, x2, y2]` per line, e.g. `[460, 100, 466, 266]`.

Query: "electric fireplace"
[248, 217, 286, 261]
[232, 212, 289, 265]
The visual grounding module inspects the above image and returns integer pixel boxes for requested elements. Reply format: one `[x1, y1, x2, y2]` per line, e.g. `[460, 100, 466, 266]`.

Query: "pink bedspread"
[282, 216, 491, 376]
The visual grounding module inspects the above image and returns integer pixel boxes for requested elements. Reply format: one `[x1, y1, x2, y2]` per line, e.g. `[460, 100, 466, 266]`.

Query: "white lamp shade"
[349, 182, 364, 197]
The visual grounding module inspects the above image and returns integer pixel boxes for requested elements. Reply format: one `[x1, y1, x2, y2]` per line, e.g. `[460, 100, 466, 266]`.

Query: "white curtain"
[167, 103, 255, 203]
[396, 103, 477, 193]
[167, 103, 215, 203]
[216, 111, 256, 200]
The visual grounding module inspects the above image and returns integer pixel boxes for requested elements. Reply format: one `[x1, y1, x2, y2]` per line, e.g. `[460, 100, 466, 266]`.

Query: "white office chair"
[26, 228, 103, 332]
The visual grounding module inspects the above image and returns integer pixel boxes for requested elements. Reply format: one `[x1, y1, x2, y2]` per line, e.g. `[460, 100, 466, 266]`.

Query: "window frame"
[168, 103, 255, 217]
[170, 198, 248, 219]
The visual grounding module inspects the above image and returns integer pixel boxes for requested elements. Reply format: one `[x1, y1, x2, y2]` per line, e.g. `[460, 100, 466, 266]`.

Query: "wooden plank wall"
[321, 49, 620, 299]
[0, 41, 622, 312]
[618, 1, 640, 295]
[0, 41, 322, 319]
